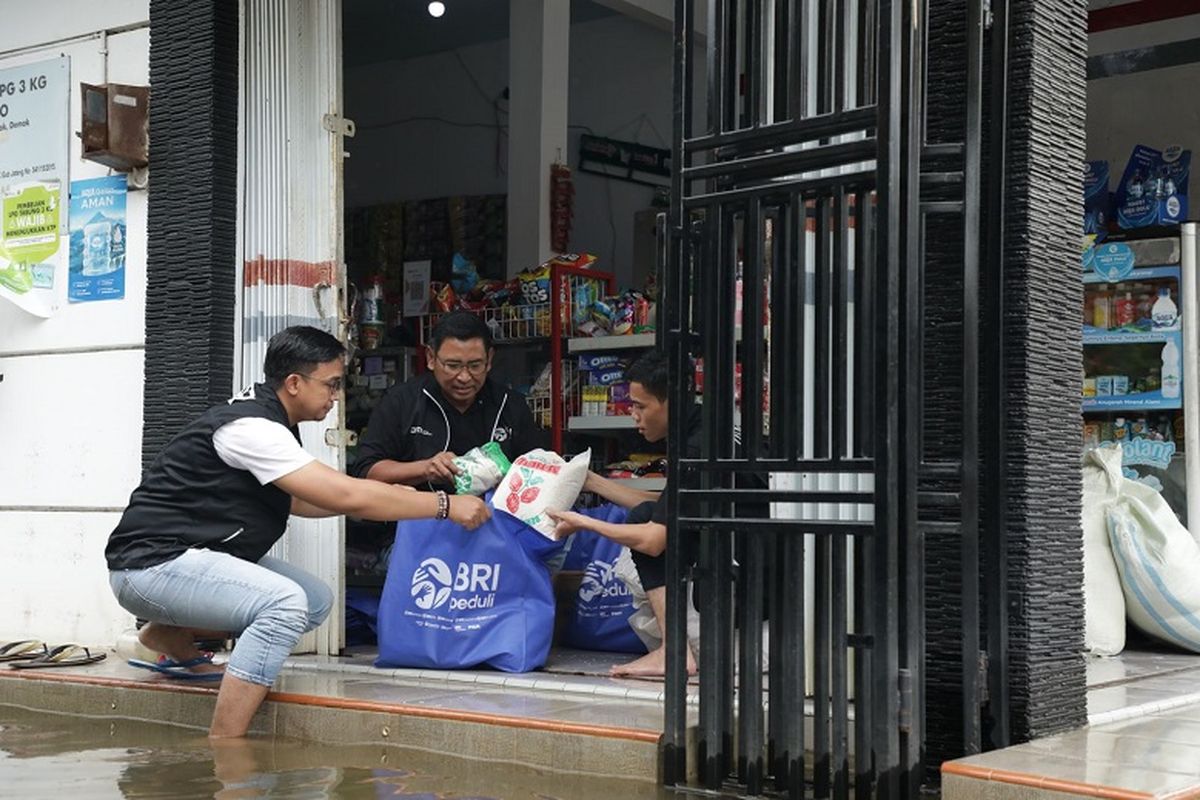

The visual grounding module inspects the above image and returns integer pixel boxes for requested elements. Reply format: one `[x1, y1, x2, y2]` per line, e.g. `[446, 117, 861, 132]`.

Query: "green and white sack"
[452, 442, 513, 496]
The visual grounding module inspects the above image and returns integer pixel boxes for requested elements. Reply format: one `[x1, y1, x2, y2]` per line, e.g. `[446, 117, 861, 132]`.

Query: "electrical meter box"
[80, 83, 150, 171]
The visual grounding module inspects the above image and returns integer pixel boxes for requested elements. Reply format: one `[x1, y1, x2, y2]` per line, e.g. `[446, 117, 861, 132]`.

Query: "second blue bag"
[376, 492, 562, 672]
[562, 504, 648, 654]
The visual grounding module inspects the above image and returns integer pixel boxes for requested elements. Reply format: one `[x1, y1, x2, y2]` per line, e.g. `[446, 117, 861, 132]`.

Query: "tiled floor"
[945, 648, 1200, 799]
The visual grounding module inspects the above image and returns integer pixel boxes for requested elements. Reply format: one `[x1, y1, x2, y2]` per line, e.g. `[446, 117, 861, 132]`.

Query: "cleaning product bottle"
[1152, 286, 1179, 330]
[1161, 338, 1181, 399]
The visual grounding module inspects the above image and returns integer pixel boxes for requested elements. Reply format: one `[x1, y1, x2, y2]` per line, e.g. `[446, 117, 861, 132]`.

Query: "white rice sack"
[493, 448, 590, 538]
[1107, 476, 1200, 654]
[451, 442, 512, 496]
[1081, 445, 1126, 656]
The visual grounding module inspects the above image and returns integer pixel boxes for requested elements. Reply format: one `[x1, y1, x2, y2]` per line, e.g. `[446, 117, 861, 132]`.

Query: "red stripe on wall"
[243, 258, 336, 288]
[1089, 0, 1200, 33]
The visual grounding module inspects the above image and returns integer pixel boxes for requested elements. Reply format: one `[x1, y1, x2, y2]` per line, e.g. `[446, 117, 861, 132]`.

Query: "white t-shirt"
[212, 417, 315, 485]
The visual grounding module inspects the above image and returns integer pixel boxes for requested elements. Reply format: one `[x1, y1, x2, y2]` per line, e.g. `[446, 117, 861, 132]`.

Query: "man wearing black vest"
[106, 326, 490, 738]
[350, 311, 545, 491]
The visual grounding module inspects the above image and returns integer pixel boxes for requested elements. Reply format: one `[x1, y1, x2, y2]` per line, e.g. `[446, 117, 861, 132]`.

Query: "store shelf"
[567, 332, 656, 353]
[1083, 265, 1180, 284]
[1083, 330, 1178, 345]
[1082, 394, 1182, 412]
[568, 415, 637, 432]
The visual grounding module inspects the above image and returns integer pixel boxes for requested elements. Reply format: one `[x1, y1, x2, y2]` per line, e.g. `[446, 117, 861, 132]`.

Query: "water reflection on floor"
[0, 705, 670, 799]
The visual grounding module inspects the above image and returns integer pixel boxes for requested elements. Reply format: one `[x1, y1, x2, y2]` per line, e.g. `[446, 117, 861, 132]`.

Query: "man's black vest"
[105, 385, 301, 570]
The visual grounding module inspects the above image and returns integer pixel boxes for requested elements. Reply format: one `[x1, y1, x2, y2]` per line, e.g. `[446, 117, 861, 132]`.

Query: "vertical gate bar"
[873, 0, 903, 794]
[710, 0, 728, 137]
[853, 191, 873, 458]
[961, 0, 985, 757]
[984, 0, 1011, 752]
[774, 0, 792, 124]
[779, 531, 807, 797]
[900, 0, 927, 793]
[727, 0, 741, 131]
[768, 529, 785, 776]
[738, 534, 766, 793]
[667, 0, 693, 787]
[853, 531, 874, 799]
[832, 535, 850, 800]
[814, 532, 833, 799]
[748, 0, 764, 127]
[858, 0, 877, 109]
[744, 199, 765, 460]
[719, 529, 737, 786]
[834, 0, 846, 114]
[818, 0, 834, 116]
[833, 191, 849, 460]
[789, 0, 807, 121]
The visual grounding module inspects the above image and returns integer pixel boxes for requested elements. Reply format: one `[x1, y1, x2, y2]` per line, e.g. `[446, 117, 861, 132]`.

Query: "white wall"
[344, 14, 680, 289]
[0, 4, 149, 648]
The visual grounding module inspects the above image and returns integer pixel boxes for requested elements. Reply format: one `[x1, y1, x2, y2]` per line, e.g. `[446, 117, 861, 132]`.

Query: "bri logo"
[410, 556, 502, 611]
[579, 559, 631, 604]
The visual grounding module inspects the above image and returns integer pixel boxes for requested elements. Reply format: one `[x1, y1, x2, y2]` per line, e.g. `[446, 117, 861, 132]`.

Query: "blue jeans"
[108, 548, 333, 687]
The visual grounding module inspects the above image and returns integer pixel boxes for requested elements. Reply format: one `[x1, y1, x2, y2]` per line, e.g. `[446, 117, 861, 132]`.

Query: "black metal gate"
[661, 0, 1011, 796]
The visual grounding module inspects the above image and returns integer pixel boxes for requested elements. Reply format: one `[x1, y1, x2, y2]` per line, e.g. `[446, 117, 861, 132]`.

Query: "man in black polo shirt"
[548, 349, 699, 677]
[351, 311, 545, 491]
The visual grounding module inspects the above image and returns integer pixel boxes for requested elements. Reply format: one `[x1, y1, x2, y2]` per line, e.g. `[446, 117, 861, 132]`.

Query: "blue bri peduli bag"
[376, 491, 563, 672]
[561, 504, 648, 654]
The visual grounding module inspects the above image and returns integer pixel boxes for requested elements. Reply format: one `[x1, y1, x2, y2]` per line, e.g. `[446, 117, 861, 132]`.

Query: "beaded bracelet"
[435, 490, 450, 520]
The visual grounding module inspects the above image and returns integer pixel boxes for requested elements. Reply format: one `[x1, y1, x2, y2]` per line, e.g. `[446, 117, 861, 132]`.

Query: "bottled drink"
[1161, 338, 1181, 399]
[1152, 286, 1179, 330]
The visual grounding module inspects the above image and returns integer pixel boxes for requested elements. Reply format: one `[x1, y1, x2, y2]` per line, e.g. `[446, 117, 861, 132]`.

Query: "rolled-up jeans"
[108, 548, 333, 687]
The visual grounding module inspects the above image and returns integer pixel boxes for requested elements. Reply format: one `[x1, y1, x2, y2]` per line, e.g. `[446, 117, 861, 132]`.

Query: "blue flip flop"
[127, 654, 223, 681]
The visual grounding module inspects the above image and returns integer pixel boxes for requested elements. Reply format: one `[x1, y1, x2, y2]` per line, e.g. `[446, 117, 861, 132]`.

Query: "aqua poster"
[68, 176, 126, 303]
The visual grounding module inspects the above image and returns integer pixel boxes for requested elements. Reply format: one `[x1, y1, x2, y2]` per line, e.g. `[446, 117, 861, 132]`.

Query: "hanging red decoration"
[549, 162, 574, 254]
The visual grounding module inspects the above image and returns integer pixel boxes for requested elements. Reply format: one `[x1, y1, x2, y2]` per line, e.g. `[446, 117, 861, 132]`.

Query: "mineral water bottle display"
[1152, 286, 1179, 330]
[1161, 338, 1181, 399]
[82, 221, 113, 276]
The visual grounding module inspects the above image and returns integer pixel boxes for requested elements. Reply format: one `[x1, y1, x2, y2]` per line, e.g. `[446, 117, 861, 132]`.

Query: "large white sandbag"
[493, 448, 590, 538]
[1081, 445, 1126, 656]
[1107, 473, 1200, 653]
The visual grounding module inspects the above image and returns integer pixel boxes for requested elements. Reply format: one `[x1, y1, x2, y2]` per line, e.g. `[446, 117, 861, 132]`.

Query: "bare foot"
[609, 645, 697, 678]
[138, 624, 225, 676]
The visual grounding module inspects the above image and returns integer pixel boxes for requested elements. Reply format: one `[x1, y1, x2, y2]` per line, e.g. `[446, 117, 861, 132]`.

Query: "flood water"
[0, 704, 671, 799]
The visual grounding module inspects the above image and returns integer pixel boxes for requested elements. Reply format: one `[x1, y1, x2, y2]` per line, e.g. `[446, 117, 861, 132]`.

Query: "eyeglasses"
[435, 357, 488, 376]
[298, 373, 343, 393]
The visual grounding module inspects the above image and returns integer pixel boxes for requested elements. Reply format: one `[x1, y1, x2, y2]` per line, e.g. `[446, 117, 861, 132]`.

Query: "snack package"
[452, 442, 513, 496]
[1116, 145, 1190, 230]
[493, 448, 591, 539]
[430, 282, 458, 312]
[518, 263, 552, 305]
[578, 353, 622, 371]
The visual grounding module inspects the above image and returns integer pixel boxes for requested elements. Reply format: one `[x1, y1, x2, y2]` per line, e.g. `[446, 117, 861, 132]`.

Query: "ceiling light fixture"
[428, 1, 446, 17]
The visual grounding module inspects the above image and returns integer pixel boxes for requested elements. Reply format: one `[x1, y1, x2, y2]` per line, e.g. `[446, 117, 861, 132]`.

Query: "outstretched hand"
[448, 494, 491, 530]
[545, 509, 591, 541]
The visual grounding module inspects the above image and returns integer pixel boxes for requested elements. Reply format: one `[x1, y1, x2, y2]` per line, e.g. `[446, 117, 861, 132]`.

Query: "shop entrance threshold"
[944, 647, 1200, 799]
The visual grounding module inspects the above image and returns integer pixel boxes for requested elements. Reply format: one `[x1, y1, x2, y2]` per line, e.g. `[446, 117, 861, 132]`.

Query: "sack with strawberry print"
[492, 448, 591, 538]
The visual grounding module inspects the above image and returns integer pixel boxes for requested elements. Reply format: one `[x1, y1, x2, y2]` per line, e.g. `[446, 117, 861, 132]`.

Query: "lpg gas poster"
[0, 56, 70, 317]
[68, 176, 127, 303]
